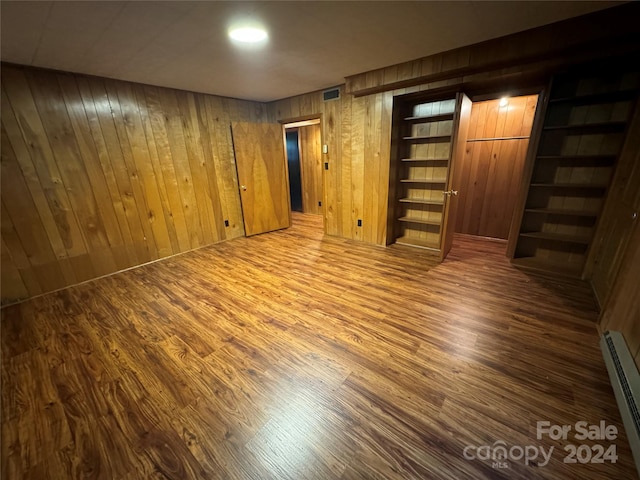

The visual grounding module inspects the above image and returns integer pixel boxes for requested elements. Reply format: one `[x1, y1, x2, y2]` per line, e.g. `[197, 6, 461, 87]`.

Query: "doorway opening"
[453, 94, 539, 250]
[285, 129, 303, 212]
[284, 118, 323, 220]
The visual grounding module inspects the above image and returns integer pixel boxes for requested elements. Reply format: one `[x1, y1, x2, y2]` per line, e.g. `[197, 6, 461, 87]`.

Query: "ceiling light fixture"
[228, 26, 268, 43]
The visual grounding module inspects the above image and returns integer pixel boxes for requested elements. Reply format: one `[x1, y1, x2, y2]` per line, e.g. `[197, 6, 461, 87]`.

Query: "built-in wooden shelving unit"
[393, 97, 456, 250]
[388, 93, 471, 256]
[511, 64, 640, 277]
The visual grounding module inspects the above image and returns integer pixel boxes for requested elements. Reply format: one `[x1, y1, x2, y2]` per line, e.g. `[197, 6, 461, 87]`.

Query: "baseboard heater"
[601, 330, 640, 474]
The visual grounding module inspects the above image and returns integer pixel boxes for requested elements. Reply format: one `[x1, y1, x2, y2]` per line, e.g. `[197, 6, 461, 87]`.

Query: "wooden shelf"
[391, 95, 462, 251]
[395, 236, 440, 250]
[401, 158, 450, 163]
[524, 208, 599, 217]
[511, 256, 584, 278]
[400, 178, 447, 184]
[549, 89, 637, 106]
[398, 216, 441, 226]
[511, 65, 638, 277]
[399, 198, 444, 206]
[536, 154, 617, 163]
[403, 135, 451, 142]
[519, 231, 591, 244]
[542, 121, 626, 132]
[530, 183, 608, 189]
[404, 113, 454, 122]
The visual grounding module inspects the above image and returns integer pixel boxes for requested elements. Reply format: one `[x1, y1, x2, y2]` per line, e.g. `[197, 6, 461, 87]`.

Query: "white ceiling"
[0, 1, 621, 102]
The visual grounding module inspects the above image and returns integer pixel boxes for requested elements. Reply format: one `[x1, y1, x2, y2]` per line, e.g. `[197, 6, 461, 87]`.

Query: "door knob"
[241, 185, 247, 191]
[443, 190, 458, 196]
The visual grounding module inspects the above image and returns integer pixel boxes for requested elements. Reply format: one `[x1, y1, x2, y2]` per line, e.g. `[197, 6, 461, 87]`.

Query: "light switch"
[322, 144, 328, 154]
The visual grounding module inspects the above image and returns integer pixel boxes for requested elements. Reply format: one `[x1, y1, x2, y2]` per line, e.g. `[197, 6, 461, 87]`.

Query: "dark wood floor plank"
[1, 212, 636, 479]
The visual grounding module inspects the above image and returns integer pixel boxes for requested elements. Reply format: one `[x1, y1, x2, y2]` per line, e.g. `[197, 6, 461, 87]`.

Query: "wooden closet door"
[232, 122, 291, 236]
[440, 93, 471, 260]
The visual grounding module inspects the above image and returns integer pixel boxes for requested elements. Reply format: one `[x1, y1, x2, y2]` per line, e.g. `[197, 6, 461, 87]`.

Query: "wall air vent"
[323, 88, 340, 102]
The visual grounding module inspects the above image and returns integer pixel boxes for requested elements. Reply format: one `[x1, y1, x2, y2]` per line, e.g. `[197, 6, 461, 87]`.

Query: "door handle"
[443, 190, 458, 196]
[241, 185, 247, 191]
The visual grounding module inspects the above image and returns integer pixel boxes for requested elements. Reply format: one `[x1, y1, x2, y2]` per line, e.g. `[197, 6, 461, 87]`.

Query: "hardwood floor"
[1, 213, 636, 479]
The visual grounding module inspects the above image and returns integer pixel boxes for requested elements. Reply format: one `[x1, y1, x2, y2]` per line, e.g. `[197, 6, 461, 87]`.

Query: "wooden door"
[232, 122, 291, 236]
[299, 124, 323, 215]
[454, 95, 538, 239]
[440, 93, 472, 260]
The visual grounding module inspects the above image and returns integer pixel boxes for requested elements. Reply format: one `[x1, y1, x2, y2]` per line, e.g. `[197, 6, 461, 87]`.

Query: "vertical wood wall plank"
[454, 96, 537, 239]
[0, 65, 267, 304]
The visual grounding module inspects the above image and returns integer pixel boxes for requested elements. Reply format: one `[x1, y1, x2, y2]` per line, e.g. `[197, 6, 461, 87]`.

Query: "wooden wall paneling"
[589, 98, 640, 305]
[107, 79, 162, 262]
[346, 3, 640, 97]
[0, 64, 278, 304]
[176, 90, 218, 246]
[350, 97, 366, 241]
[0, 203, 41, 298]
[203, 95, 243, 240]
[140, 85, 192, 253]
[25, 69, 107, 282]
[1, 68, 87, 277]
[323, 94, 339, 236]
[0, 135, 68, 294]
[370, 93, 386, 245]
[192, 93, 226, 242]
[77, 77, 139, 267]
[91, 78, 150, 265]
[362, 95, 377, 243]
[270, 88, 392, 245]
[598, 222, 640, 370]
[377, 92, 394, 245]
[339, 92, 353, 239]
[1, 89, 71, 276]
[132, 84, 182, 254]
[0, 238, 28, 302]
[57, 73, 130, 272]
[120, 81, 175, 258]
[156, 88, 203, 250]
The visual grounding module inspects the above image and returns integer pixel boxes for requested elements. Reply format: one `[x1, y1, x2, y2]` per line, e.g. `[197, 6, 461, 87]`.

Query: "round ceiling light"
[228, 26, 268, 43]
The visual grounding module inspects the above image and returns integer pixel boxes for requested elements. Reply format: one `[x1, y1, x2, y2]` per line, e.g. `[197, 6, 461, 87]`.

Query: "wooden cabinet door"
[232, 122, 291, 236]
[440, 93, 472, 261]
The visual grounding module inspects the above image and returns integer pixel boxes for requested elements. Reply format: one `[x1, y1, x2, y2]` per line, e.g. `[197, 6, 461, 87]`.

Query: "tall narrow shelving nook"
[511, 61, 640, 277]
[387, 92, 471, 258]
